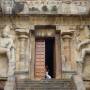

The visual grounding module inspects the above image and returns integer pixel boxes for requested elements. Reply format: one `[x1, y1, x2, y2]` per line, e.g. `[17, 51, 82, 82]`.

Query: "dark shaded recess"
[45, 38, 55, 78]
[12, 2, 24, 14]
[86, 88, 90, 90]
[35, 25, 56, 29]
[29, 7, 39, 11]
[51, 6, 57, 12]
[87, 25, 90, 30]
[0, 5, 2, 14]
[0, 80, 6, 90]
[42, 5, 48, 12]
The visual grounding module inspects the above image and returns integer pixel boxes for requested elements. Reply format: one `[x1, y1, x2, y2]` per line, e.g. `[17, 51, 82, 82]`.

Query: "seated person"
[45, 65, 51, 79]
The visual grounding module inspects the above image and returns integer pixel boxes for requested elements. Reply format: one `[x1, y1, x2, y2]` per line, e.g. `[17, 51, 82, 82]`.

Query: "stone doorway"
[35, 37, 55, 80]
[30, 25, 61, 80]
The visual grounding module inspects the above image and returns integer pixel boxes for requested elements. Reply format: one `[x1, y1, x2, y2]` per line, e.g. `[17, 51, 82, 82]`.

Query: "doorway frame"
[30, 25, 62, 80]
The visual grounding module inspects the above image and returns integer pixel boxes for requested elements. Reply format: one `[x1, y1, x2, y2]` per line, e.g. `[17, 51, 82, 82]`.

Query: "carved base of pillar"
[62, 71, 76, 79]
[73, 75, 86, 90]
[15, 71, 29, 80]
[4, 76, 15, 90]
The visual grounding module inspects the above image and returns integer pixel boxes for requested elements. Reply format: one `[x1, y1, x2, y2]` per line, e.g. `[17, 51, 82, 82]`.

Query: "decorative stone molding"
[76, 25, 85, 30]
[61, 31, 73, 72]
[15, 28, 30, 79]
[16, 28, 29, 35]
[0, 25, 16, 90]
[77, 48, 90, 75]
[77, 48, 90, 84]
[77, 40, 90, 51]
[81, 48, 90, 62]
[16, 28, 29, 61]
[73, 75, 86, 90]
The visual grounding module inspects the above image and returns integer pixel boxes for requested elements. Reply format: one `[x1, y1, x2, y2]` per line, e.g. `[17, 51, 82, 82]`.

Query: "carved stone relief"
[15, 28, 30, 79]
[0, 25, 16, 90]
[76, 25, 90, 47]
[75, 25, 90, 80]
[61, 31, 75, 79]
[83, 53, 90, 80]
[0, 25, 16, 77]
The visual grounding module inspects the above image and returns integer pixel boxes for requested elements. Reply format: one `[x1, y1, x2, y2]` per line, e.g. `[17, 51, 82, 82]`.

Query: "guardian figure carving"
[0, 25, 16, 90]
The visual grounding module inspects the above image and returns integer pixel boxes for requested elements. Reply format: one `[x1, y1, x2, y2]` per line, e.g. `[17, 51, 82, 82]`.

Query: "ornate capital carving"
[16, 28, 29, 38]
[61, 31, 73, 39]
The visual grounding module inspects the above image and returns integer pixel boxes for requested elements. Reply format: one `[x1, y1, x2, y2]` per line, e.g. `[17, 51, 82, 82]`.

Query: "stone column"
[16, 28, 29, 79]
[19, 36, 25, 60]
[55, 31, 62, 79]
[19, 34, 28, 71]
[62, 32, 72, 72]
[73, 75, 86, 90]
[30, 30, 35, 80]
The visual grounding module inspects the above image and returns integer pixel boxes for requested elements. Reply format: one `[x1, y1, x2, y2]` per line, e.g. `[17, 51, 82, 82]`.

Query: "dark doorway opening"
[45, 37, 55, 78]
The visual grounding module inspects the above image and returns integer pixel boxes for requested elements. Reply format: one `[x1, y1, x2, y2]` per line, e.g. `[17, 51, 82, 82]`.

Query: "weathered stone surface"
[0, 25, 16, 90]
[0, 0, 89, 15]
[0, 14, 90, 89]
[16, 79, 76, 90]
[73, 75, 86, 90]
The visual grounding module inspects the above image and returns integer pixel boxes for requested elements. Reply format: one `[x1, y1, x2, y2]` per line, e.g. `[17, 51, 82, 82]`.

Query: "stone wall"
[0, 0, 90, 14]
[0, 15, 90, 88]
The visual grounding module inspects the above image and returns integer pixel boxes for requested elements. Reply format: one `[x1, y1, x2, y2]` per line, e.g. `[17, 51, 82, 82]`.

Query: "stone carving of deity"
[0, 25, 16, 90]
[0, 24, 15, 77]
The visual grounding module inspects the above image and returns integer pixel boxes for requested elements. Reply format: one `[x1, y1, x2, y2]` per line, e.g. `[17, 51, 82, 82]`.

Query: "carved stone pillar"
[62, 32, 72, 78]
[55, 31, 62, 79]
[19, 34, 28, 62]
[16, 28, 29, 79]
[30, 33, 35, 80]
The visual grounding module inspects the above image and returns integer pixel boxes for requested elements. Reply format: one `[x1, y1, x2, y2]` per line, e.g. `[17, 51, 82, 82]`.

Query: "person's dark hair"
[45, 65, 49, 71]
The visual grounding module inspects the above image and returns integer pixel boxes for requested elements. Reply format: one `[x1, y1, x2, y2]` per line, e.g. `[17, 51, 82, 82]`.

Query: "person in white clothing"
[45, 65, 51, 79]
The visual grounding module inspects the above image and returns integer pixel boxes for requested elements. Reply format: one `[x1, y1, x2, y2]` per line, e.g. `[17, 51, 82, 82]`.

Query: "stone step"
[16, 79, 73, 83]
[16, 79, 76, 90]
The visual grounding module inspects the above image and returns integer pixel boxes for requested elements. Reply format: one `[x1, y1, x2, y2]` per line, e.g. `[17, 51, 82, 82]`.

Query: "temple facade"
[0, 0, 90, 90]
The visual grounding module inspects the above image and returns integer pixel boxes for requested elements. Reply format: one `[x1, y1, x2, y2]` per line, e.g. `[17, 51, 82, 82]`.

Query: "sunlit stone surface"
[0, 0, 90, 90]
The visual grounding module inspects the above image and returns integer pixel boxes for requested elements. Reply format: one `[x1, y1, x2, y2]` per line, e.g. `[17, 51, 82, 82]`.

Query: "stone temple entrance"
[32, 25, 62, 80]
[35, 37, 55, 80]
